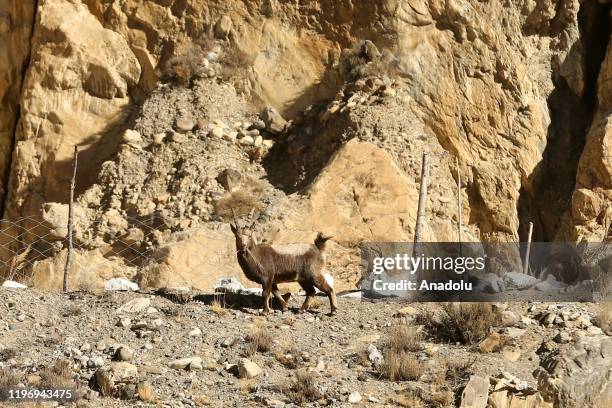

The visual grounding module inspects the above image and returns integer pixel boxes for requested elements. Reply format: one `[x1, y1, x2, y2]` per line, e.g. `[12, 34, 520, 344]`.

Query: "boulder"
[460, 375, 490, 408]
[237, 358, 262, 379]
[105, 278, 139, 292]
[534, 336, 612, 407]
[168, 357, 203, 370]
[214, 277, 246, 294]
[214, 15, 232, 38]
[503, 272, 538, 290]
[260, 106, 287, 135]
[1, 280, 27, 289]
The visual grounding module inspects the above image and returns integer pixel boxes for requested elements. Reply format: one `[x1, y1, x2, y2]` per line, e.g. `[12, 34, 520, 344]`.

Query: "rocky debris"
[260, 106, 287, 135]
[216, 169, 242, 192]
[367, 344, 383, 366]
[111, 362, 138, 380]
[503, 272, 539, 290]
[115, 346, 134, 362]
[475, 274, 506, 293]
[116, 297, 150, 314]
[1, 280, 27, 289]
[348, 390, 362, 403]
[122, 129, 143, 148]
[534, 336, 612, 407]
[168, 357, 203, 370]
[105, 278, 139, 292]
[214, 15, 232, 39]
[237, 358, 262, 379]
[535, 275, 568, 292]
[175, 113, 196, 133]
[460, 375, 490, 408]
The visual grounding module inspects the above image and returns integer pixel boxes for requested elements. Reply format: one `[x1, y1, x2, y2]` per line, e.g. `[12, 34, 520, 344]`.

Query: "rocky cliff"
[0, 0, 610, 289]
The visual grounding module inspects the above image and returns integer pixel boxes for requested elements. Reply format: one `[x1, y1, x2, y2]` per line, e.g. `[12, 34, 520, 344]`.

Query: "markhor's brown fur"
[230, 224, 337, 314]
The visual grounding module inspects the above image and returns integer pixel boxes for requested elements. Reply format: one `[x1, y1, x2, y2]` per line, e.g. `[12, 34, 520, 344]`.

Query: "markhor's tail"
[314, 232, 332, 250]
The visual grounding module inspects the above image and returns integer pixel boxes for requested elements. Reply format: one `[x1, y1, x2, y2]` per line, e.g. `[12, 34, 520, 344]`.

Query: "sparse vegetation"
[379, 324, 426, 381]
[275, 344, 302, 369]
[0, 367, 21, 390]
[283, 370, 322, 404]
[245, 319, 272, 355]
[137, 381, 156, 402]
[62, 304, 82, 317]
[395, 390, 424, 407]
[39, 360, 75, 391]
[215, 190, 263, 219]
[163, 43, 208, 85]
[0, 347, 18, 362]
[211, 296, 229, 316]
[421, 303, 500, 344]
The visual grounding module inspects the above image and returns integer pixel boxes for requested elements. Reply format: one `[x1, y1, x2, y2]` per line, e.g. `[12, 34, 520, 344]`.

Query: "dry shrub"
[0, 367, 21, 389]
[395, 390, 424, 408]
[219, 46, 252, 80]
[275, 345, 301, 369]
[163, 43, 207, 85]
[62, 305, 82, 317]
[422, 303, 500, 344]
[40, 360, 75, 390]
[0, 347, 18, 361]
[429, 388, 454, 407]
[215, 190, 262, 220]
[434, 358, 474, 390]
[137, 382, 156, 402]
[380, 350, 426, 381]
[283, 370, 321, 404]
[596, 303, 612, 334]
[386, 325, 423, 352]
[238, 378, 256, 395]
[211, 297, 229, 316]
[379, 324, 425, 381]
[245, 319, 272, 355]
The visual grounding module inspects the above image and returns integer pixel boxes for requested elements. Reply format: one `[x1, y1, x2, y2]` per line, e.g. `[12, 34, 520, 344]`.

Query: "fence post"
[523, 221, 533, 276]
[413, 152, 429, 257]
[63, 146, 78, 292]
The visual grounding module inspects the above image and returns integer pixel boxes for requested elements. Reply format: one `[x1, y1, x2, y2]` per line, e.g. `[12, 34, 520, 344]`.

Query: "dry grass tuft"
[0, 347, 18, 362]
[40, 360, 75, 390]
[283, 370, 322, 404]
[215, 190, 263, 220]
[62, 305, 82, 317]
[395, 390, 424, 407]
[421, 303, 500, 344]
[137, 381, 156, 402]
[245, 319, 272, 355]
[211, 297, 229, 316]
[163, 43, 207, 85]
[0, 367, 21, 390]
[387, 325, 423, 352]
[378, 324, 425, 381]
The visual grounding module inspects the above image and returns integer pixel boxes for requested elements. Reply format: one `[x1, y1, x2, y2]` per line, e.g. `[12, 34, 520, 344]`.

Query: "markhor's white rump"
[420, 280, 472, 291]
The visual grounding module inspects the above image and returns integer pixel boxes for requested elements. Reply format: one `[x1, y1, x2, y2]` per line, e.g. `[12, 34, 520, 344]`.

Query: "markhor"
[419, 280, 472, 291]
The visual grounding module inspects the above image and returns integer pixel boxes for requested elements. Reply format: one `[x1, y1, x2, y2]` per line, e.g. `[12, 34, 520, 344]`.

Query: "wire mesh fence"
[0, 214, 166, 288]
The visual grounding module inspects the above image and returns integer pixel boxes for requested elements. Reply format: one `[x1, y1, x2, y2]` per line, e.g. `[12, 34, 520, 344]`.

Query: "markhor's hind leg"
[272, 283, 288, 311]
[313, 275, 337, 314]
[298, 282, 316, 313]
[261, 281, 273, 315]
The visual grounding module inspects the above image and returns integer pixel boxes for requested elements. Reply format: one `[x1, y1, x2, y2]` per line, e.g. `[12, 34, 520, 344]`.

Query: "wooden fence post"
[63, 146, 78, 292]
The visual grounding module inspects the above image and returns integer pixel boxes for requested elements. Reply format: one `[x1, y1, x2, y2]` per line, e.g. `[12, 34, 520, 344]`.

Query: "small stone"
[253, 135, 263, 147]
[105, 278, 139, 292]
[116, 297, 150, 314]
[1, 280, 27, 289]
[88, 356, 105, 368]
[586, 326, 603, 335]
[122, 129, 142, 147]
[367, 344, 383, 365]
[189, 328, 202, 337]
[170, 132, 187, 143]
[239, 135, 254, 145]
[260, 106, 287, 135]
[348, 391, 362, 404]
[209, 127, 224, 138]
[553, 331, 571, 344]
[168, 357, 202, 370]
[501, 346, 521, 362]
[153, 133, 165, 145]
[501, 310, 519, 326]
[111, 362, 138, 380]
[214, 15, 232, 38]
[116, 346, 134, 362]
[237, 358, 262, 379]
[117, 318, 131, 328]
[175, 115, 195, 133]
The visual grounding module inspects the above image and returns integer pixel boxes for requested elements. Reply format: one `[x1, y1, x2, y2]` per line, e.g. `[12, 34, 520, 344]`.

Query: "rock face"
[534, 336, 612, 407]
[0, 0, 610, 290]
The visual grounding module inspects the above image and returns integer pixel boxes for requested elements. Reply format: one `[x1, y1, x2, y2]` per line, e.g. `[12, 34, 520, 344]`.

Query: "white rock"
[503, 272, 538, 290]
[122, 129, 142, 147]
[116, 297, 150, 314]
[105, 278, 139, 292]
[1, 280, 27, 289]
[253, 135, 263, 147]
[168, 357, 203, 370]
[367, 344, 383, 365]
[348, 391, 362, 403]
[111, 362, 138, 380]
[188, 328, 202, 337]
[239, 135, 254, 145]
[238, 358, 262, 379]
[214, 277, 246, 294]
